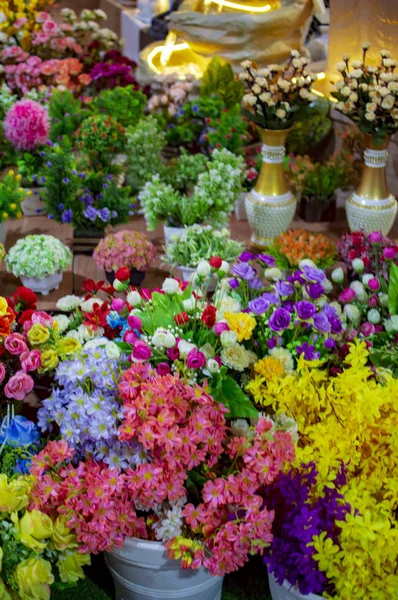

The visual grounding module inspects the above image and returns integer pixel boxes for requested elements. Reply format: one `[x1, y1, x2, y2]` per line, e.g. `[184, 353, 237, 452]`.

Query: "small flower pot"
[0, 221, 6, 245]
[235, 191, 248, 220]
[298, 195, 336, 223]
[21, 188, 47, 216]
[106, 537, 224, 600]
[19, 271, 63, 296]
[268, 574, 323, 600]
[164, 224, 185, 246]
[105, 268, 146, 287]
[178, 266, 217, 291]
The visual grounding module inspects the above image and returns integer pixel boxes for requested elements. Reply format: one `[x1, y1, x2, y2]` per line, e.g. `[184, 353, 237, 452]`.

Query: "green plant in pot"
[92, 86, 147, 129]
[48, 90, 87, 143]
[125, 116, 166, 192]
[93, 229, 156, 286]
[286, 97, 333, 157]
[74, 113, 126, 175]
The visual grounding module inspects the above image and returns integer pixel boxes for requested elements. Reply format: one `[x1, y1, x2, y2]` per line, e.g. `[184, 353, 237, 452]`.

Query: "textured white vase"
[21, 188, 47, 216]
[19, 271, 63, 296]
[106, 537, 223, 600]
[164, 224, 185, 246]
[268, 574, 323, 600]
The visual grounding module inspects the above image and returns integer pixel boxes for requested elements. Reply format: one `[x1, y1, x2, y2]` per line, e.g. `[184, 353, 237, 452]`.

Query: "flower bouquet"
[267, 230, 337, 271]
[93, 230, 156, 286]
[5, 235, 72, 294]
[0, 170, 24, 243]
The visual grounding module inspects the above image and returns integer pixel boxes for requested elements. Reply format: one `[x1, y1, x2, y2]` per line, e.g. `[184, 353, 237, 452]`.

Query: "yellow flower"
[57, 552, 90, 583]
[224, 312, 256, 342]
[15, 557, 54, 600]
[56, 337, 81, 358]
[52, 516, 78, 551]
[0, 297, 8, 318]
[13, 510, 53, 553]
[0, 475, 30, 512]
[254, 356, 285, 380]
[27, 324, 50, 346]
[39, 349, 59, 372]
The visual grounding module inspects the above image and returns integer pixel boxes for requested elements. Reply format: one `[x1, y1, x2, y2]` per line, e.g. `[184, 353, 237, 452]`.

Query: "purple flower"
[313, 312, 331, 333]
[262, 292, 281, 307]
[360, 321, 375, 337]
[238, 251, 256, 262]
[268, 308, 291, 332]
[321, 304, 338, 320]
[61, 209, 72, 224]
[284, 300, 295, 313]
[295, 300, 316, 320]
[257, 254, 276, 267]
[248, 277, 263, 290]
[307, 283, 324, 300]
[84, 206, 97, 221]
[288, 270, 305, 285]
[98, 208, 111, 222]
[248, 297, 271, 315]
[228, 278, 239, 289]
[267, 337, 277, 349]
[324, 337, 336, 349]
[296, 342, 320, 360]
[274, 281, 294, 297]
[62, 177, 69, 184]
[330, 317, 343, 334]
[368, 231, 383, 244]
[231, 263, 256, 280]
[301, 266, 326, 283]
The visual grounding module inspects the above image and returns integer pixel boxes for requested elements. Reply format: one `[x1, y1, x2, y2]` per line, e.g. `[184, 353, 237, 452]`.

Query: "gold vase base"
[346, 193, 397, 236]
[250, 233, 276, 249]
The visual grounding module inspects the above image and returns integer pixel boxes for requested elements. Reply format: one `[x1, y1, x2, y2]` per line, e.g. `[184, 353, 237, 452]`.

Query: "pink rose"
[111, 298, 126, 312]
[167, 346, 180, 361]
[368, 278, 380, 291]
[4, 333, 28, 356]
[0, 363, 5, 384]
[338, 288, 356, 303]
[383, 247, 396, 260]
[4, 370, 34, 401]
[127, 315, 142, 331]
[131, 341, 152, 361]
[214, 322, 230, 336]
[32, 311, 53, 327]
[42, 19, 57, 33]
[124, 331, 137, 344]
[186, 348, 206, 369]
[157, 362, 171, 376]
[20, 350, 42, 372]
[368, 231, 383, 244]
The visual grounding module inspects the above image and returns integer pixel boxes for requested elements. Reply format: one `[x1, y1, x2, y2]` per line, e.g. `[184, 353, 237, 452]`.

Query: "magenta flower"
[368, 278, 380, 291]
[186, 349, 206, 369]
[157, 362, 171, 376]
[127, 315, 143, 331]
[360, 322, 375, 337]
[338, 288, 356, 303]
[214, 322, 230, 336]
[131, 341, 151, 361]
[383, 247, 396, 260]
[368, 231, 383, 244]
[4, 100, 49, 150]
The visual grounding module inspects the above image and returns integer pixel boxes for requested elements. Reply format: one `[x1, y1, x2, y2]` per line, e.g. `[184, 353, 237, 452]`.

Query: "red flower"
[82, 279, 105, 297]
[13, 287, 37, 308]
[209, 256, 222, 269]
[348, 249, 359, 260]
[83, 302, 110, 330]
[201, 306, 217, 328]
[115, 267, 130, 281]
[18, 309, 35, 325]
[175, 312, 189, 325]
[351, 232, 364, 247]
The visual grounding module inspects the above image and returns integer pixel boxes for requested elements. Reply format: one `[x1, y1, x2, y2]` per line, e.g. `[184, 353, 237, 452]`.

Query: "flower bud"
[127, 291, 141, 306]
[196, 260, 211, 277]
[331, 267, 344, 283]
[367, 308, 381, 324]
[352, 258, 365, 273]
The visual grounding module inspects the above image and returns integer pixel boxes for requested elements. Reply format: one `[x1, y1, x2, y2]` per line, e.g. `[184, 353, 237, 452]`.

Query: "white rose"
[349, 69, 363, 79]
[178, 340, 196, 357]
[276, 109, 286, 119]
[341, 86, 351, 97]
[53, 314, 70, 333]
[220, 330, 238, 348]
[362, 274, 375, 286]
[105, 342, 121, 359]
[336, 61, 346, 72]
[349, 281, 367, 302]
[65, 330, 84, 344]
[366, 102, 377, 112]
[196, 260, 211, 277]
[322, 279, 333, 294]
[299, 258, 317, 269]
[56, 295, 81, 312]
[220, 261, 229, 274]
[205, 358, 220, 374]
[80, 297, 104, 312]
[331, 267, 344, 283]
[264, 267, 283, 281]
[385, 314, 398, 333]
[199, 343, 214, 359]
[381, 95, 394, 110]
[352, 258, 365, 273]
[84, 337, 108, 350]
[365, 112, 376, 121]
[367, 309, 381, 324]
[127, 290, 141, 306]
[388, 81, 398, 92]
[379, 86, 390, 97]
[152, 328, 176, 348]
[343, 304, 361, 323]
[259, 92, 271, 102]
[162, 278, 180, 295]
[183, 297, 196, 312]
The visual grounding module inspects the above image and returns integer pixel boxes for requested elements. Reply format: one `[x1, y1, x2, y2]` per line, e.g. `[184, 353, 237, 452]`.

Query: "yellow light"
[316, 72, 326, 80]
[205, 0, 273, 12]
[160, 32, 177, 67]
[147, 42, 190, 75]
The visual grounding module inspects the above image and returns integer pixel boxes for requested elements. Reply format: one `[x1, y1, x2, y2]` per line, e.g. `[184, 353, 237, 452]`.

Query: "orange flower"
[274, 229, 336, 268]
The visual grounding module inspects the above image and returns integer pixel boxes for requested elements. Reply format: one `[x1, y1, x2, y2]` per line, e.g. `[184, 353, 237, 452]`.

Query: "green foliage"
[48, 90, 86, 142]
[16, 151, 45, 185]
[165, 96, 224, 148]
[200, 57, 245, 109]
[170, 150, 208, 192]
[125, 116, 166, 191]
[369, 346, 398, 378]
[388, 263, 398, 316]
[0, 170, 25, 222]
[44, 141, 80, 221]
[287, 98, 332, 155]
[212, 374, 258, 418]
[288, 152, 352, 203]
[92, 86, 147, 128]
[75, 114, 125, 171]
[206, 104, 249, 154]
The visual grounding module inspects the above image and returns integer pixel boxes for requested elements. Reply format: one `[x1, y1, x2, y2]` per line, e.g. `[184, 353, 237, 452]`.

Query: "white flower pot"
[21, 188, 47, 216]
[19, 271, 63, 296]
[235, 192, 248, 220]
[164, 225, 185, 246]
[105, 537, 224, 600]
[0, 221, 6, 245]
[178, 266, 217, 291]
[268, 574, 324, 600]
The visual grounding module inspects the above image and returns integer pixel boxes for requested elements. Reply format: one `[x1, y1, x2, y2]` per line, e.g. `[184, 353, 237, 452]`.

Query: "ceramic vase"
[19, 271, 63, 296]
[346, 134, 397, 235]
[245, 128, 296, 248]
[268, 574, 323, 600]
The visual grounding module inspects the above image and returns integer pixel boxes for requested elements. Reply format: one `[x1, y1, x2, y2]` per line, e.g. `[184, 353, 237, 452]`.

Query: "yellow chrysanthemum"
[224, 312, 256, 342]
[254, 356, 284, 380]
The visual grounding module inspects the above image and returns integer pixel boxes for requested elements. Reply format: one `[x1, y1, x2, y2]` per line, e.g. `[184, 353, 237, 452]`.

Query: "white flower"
[276, 109, 286, 119]
[336, 61, 346, 72]
[79, 324, 104, 342]
[349, 92, 358, 103]
[269, 347, 294, 373]
[252, 83, 262, 95]
[367, 309, 381, 324]
[366, 102, 377, 112]
[388, 81, 398, 92]
[53, 314, 70, 333]
[0, 11, 7, 23]
[322, 279, 333, 294]
[112, 279, 125, 292]
[93, 8, 107, 19]
[341, 86, 351, 97]
[384, 314, 398, 333]
[365, 112, 376, 121]
[80, 297, 104, 312]
[152, 328, 176, 348]
[383, 58, 396, 68]
[243, 93, 256, 106]
[362, 273, 375, 286]
[342, 54, 350, 61]
[343, 304, 361, 323]
[56, 295, 81, 312]
[259, 92, 271, 102]
[264, 267, 283, 281]
[105, 342, 121, 359]
[379, 86, 390, 97]
[277, 78, 290, 91]
[182, 297, 196, 312]
[379, 293, 389, 307]
[351, 60, 363, 69]
[230, 419, 250, 437]
[220, 261, 229, 274]
[352, 258, 365, 273]
[331, 267, 344, 283]
[162, 277, 180, 295]
[349, 69, 363, 79]
[349, 281, 367, 302]
[0, 32, 8, 43]
[65, 329, 84, 344]
[196, 260, 211, 277]
[336, 101, 345, 111]
[178, 340, 196, 357]
[216, 296, 241, 321]
[84, 337, 109, 350]
[199, 343, 214, 359]
[241, 60, 253, 69]
[221, 343, 255, 372]
[361, 41, 371, 50]
[299, 258, 317, 269]
[381, 95, 395, 110]
[127, 291, 141, 306]
[299, 88, 309, 99]
[220, 330, 238, 348]
[203, 358, 220, 376]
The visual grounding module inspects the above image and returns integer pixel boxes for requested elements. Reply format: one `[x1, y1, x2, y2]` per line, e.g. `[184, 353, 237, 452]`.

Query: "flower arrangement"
[0, 0, 54, 50]
[0, 170, 24, 223]
[125, 116, 166, 191]
[242, 150, 261, 191]
[5, 235, 72, 279]
[164, 225, 244, 268]
[4, 99, 49, 151]
[93, 230, 156, 274]
[92, 85, 147, 128]
[337, 229, 397, 277]
[75, 113, 125, 171]
[89, 50, 141, 91]
[332, 44, 398, 143]
[139, 148, 243, 229]
[239, 51, 318, 130]
[268, 230, 337, 270]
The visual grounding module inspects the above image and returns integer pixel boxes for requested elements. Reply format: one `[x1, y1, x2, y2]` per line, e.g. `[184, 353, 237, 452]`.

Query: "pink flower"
[4, 100, 50, 150]
[383, 247, 396, 260]
[368, 278, 380, 291]
[123, 331, 137, 344]
[20, 350, 42, 372]
[4, 370, 34, 400]
[36, 11, 51, 23]
[338, 288, 356, 303]
[4, 333, 28, 355]
[111, 298, 126, 311]
[127, 315, 142, 330]
[214, 322, 230, 336]
[157, 362, 171, 376]
[14, 18, 28, 29]
[167, 346, 180, 361]
[186, 349, 207, 369]
[368, 231, 383, 244]
[360, 322, 375, 337]
[42, 19, 57, 33]
[131, 341, 152, 361]
[0, 363, 5, 384]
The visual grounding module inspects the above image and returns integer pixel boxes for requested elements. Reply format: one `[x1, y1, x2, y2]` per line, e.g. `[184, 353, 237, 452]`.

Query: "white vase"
[105, 537, 224, 600]
[19, 271, 63, 296]
[21, 188, 47, 216]
[164, 224, 185, 246]
[268, 574, 324, 600]
[0, 221, 6, 245]
[235, 191, 248, 220]
[178, 266, 217, 291]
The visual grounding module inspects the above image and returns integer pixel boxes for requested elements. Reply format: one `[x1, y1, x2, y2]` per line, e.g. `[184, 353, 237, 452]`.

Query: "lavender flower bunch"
[262, 463, 351, 596]
[38, 346, 145, 470]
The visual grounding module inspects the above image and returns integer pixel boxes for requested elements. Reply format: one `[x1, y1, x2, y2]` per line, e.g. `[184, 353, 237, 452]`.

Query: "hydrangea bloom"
[4, 100, 50, 150]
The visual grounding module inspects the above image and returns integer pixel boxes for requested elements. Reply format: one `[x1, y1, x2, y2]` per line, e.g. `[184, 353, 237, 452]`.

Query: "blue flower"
[0, 416, 40, 448]
[58, 203, 64, 210]
[84, 206, 97, 221]
[62, 177, 69, 184]
[14, 458, 32, 475]
[61, 209, 73, 224]
[98, 207, 111, 222]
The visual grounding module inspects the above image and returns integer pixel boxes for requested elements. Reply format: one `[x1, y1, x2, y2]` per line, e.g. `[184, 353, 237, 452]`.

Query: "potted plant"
[5, 234, 72, 294]
[0, 170, 24, 244]
[48, 89, 87, 143]
[93, 229, 156, 286]
[164, 224, 244, 284]
[74, 113, 126, 175]
[266, 230, 337, 272]
[3, 99, 50, 216]
[139, 148, 243, 244]
[125, 115, 166, 192]
[239, 52, 318, 246]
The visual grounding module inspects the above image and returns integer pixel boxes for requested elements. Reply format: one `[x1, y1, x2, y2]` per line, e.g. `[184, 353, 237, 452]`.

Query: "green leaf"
[388, 263, 398, 315]
[115, 341, 132, 354]
[212, 376, 258, 418]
